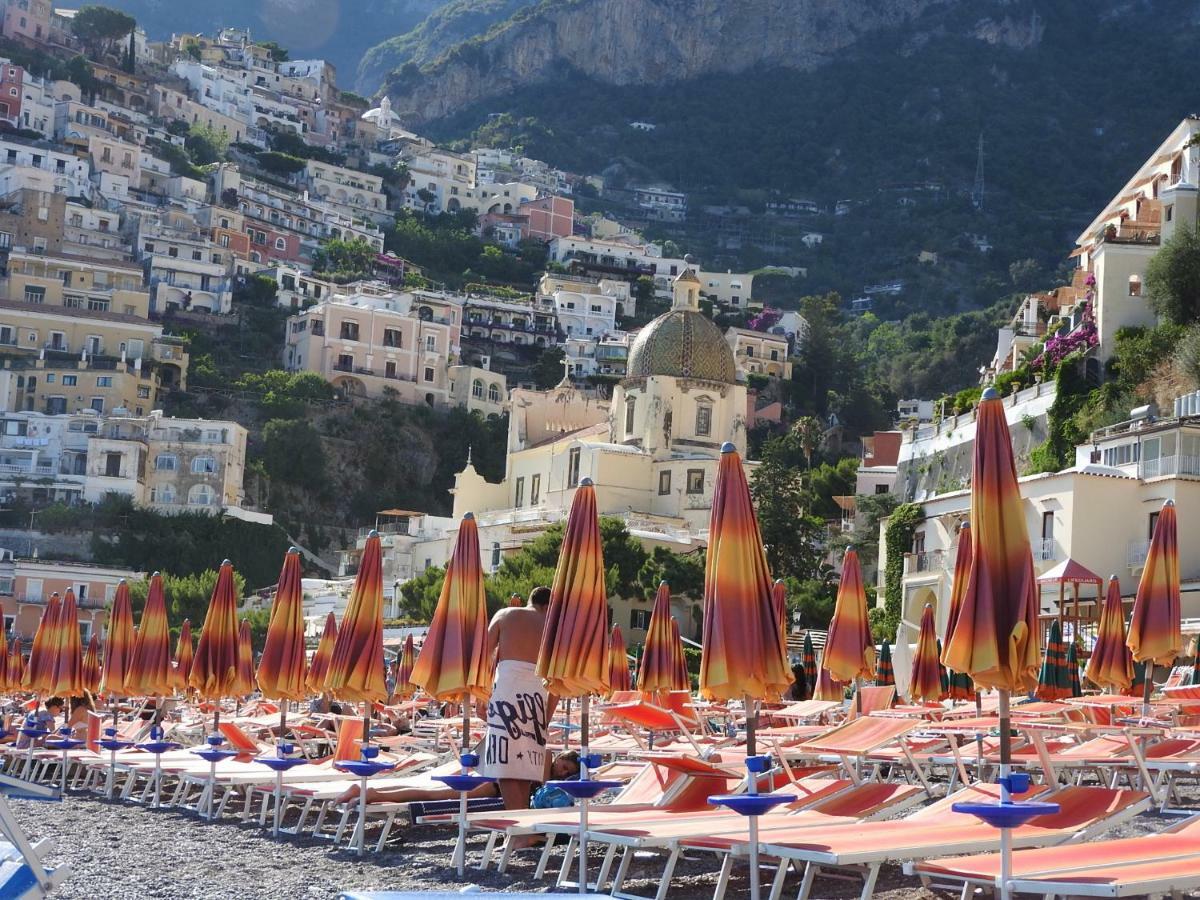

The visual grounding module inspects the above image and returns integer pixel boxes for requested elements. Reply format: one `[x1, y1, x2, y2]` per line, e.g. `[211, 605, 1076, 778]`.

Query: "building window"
[1128, 275, 1142, 297]
[95, 376, 112, 387]
[488, 383, 501, 403]
[191, 456, 216, 474]
[658, 470, 672, 495]
[339, 321, 359, 341]
[62, 375, 76, 386]
[336, 353, 353, 371]
[23, 286, 44, 304]
[425, 334, 436, 351]
[275, 237, 286, 250]
[515, 476, 525, 508]
[686, 469, 704, 494]
[87, 297, 109, 312]
[155, 454, 177, 471]
[152, 484, 176, 504]
[382, 328, 402, 348]
[630, 609, 651, 630]
[384, 361, 396, 379]
[530, 474, 540, 505]
[567, 447, 581, 487]
[695, 403, 712, 437]
[491, 542, 501, 570]
[625, 397, 636, 434]
[423, 366, 434, 382]
[472, 378, 483, 399]
[187, 483, 215, 506]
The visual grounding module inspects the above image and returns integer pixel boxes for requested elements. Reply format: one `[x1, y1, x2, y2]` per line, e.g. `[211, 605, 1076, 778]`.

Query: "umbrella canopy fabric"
[1067, 639, 1082, 698]
[233, 619, 255, 697]
[1128, 500, 1182, 667]
[306, 612, 337, 694]
[638, 582, 678, 694]
[699, 445, 790, 701]
[875, 641, 895, 687]
[771, 580, 788, 636]
[812, 665, 845, 702]
[799, 632, 818, 701]
[909, 605, 943, 702]
[189, 561, 241, 700]
[411, 516, 491, 702]
[0, 627, 10, 693]
[536, 481, 610, 698]
[393, 634, 418, 701]
[325, 533, 387, 703]
[942, 523, 975, 700]
[46, 589, 83, 697]
[942, 391, 1041, 693]
[669, 619, 690, 692]
[101, 580, 136, 696]
[25, 593, 61, 692]
[172, 619, 194, 692]
[607, 625, 631, 695]
[8, 639, 23, 690]
[824, 550, 876, 684]
[1036, 557, 1104, 588]
[81, 632, 101, 695]
[937, 640, 950, 699]
[256, 549, 308, 701]
[1036, 619, 1071, 701]
[128, 573, 173, 697]
[1086, 577, 1135, 692]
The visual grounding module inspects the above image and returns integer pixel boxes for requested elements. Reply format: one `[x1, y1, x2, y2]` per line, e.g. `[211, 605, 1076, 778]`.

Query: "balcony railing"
[1128, 539, 1151, 568]
[1140, 454, 1200, 479]
[1034, 538, 1058, 562]
[903, 549, 945, 574]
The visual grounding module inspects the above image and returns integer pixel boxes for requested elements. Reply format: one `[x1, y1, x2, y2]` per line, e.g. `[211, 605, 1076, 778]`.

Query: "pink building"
[0, 60, 21, 126]
[524, 196, 574, 242]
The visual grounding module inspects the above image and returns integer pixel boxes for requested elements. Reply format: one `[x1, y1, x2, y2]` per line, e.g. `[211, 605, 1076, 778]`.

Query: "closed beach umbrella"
[410, 515, 490, 703]
[24, 593, 61, 692]
[102, 580, 136, 697]
[172, 619, 194, 693]
[256, 549, 308, 701]
[324, 533, 387, 703]
[306, 613, 337, 694]
[943, 523, 976, 700]
[392, 634, 417, 701]
[81, 632, 101, 695]
[824, 550, 876, 709]
[638, 582, 678, 695]
[937, 640, 950, 698]
[128, 573, 173, 697]
[233, 619, 255, 697]
[771, 579, 788, 635]
[0, 625, 11, 693]
[909, 604, 943, 703]
[800, 631, 818, 701]
[1087, 578, 1134, 692]
[812, 665, 845, 701]
[699, 445, 790, 706]
[8, 639, 23, 688]
[1128, 500, 1181, 711]
[1066, 639, 1082, 698]
[669, 618, 690, 692]
[875, 641, 895, 687]
[46, 589, 83, 697]
[1035, 619, 1070, 701]
[189, 561, 241, 700]
[607, 625, 631, 695]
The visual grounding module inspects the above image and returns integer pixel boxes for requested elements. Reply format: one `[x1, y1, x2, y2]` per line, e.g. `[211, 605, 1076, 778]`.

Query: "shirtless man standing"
[482, 585, 555, 811]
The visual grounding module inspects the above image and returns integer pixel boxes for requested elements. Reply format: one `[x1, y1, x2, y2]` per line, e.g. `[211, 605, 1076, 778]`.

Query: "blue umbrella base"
[433, 774, 496, 792]
[951, 800, 1060, 829]
[547, 780, 623, 800]
[136, 742, 181, 755]
[255, 757, 309, 772]
[192, 748, 239, 763]
[335, 760, 396, 778]
[708, 793, 796, 817]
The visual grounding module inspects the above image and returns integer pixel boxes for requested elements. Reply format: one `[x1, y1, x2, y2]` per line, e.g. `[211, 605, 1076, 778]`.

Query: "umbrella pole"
[207, 706, 221, 821]
[355, 701, 371, 857]
[274, 705, 287, 839]
[577, 693, 591, 896]
[745, 692, 761, 900]
[974, 691, 983, 781]
[106, 696, 119, 800]
[998, 688, 1013, 900]
[453, 701, 470, 876]
[1142, 662, 1154, 717]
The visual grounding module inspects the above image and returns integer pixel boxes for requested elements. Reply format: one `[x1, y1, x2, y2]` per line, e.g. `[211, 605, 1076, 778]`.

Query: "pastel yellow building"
[5, 248, 150, 318]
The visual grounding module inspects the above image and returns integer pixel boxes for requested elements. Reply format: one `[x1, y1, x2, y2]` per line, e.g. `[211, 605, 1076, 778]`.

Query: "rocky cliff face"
[382, 0, 971, 122]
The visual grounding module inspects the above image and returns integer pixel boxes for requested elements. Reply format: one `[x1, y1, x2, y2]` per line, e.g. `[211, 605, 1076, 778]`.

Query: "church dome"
[626, 308, 736, 384]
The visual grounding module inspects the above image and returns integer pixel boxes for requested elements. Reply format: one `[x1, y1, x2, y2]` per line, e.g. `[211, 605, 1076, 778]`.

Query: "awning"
[1037, 557, 1104, 586]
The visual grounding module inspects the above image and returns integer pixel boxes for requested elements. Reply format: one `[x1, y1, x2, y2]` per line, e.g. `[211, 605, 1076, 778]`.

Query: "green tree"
[185, 123, 229, 165]
[399, 564, 446, 621]
[1146, 222, 1200, 325]
[750, 435, 827, 582]
[260, 418, 325, 485]
[531, 346, 567, 389]
[312, 237, 377, 280]
[70, 5, 135, 60]
[126, 568, 247, 626]
[790, 416, 824, 469]
[256, 41, 289, 62]
[255, 151, 307, 177]
[637, 547, 705, 599]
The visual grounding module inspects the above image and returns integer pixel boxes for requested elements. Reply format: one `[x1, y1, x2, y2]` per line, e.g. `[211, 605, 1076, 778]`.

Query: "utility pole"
[972, 132, 985, 211]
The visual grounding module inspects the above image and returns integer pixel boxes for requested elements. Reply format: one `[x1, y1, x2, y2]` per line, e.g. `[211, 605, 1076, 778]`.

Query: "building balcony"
[903, 549, 946, 575]
[1034, 537, 1058, 562]
[1128, 539, 1151, 569]
[1140, 454, 1200, 479]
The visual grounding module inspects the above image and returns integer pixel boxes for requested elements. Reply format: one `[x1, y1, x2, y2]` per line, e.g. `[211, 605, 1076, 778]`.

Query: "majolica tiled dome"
[626, 308, 736, 384]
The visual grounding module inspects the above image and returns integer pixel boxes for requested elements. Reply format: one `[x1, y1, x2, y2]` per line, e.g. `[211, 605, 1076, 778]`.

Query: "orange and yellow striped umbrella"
[537, 481, 610, 698]
[82, 632, 101, 695]
[306, 612, 337, 695]
[392, 634, 417, 701]
[699, 445, 790, 701]
[942, 390, 1041, 693]
[128, 572, 173, 697]
[669, 618, 690, 693]
[638, 582, 678, 694]
[1128, 500, 1182, 667]
[812, 665, 845, 702]
[256, 549, 308, 701]
[412, 516, 490, 702]
[24, 593, 61, 692]
[8, 638, 23, 688]
[324, 533, 387, 703]
[102, 580, 137, 696]
[942, 523, 975, 700]
[46, 589, 84, 697]
[189, 561, 241, 700]
[823, 550, 875, 684]
[909, 604, 943, 702]
[771, 579, 788, 634]
[233, 619, 255, 697]
[607, 625, 631, 695]
[1086, 577, 1134, 692]
[172, 619, 194, 692]
[0, 625, 10, 693]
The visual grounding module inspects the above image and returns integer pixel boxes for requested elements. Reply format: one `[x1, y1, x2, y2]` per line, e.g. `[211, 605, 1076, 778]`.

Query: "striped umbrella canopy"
[937, 640, 950, 699]
[233, 619, 255, 697]
[607, 625, 631, 695]
[325, 532, 387, 703]
[699, 445, 790, 702]
[669, 618, 690, 692]
[1086, 577, 1134, 692]
[812, 665, 845, 702]
[942, 522, 976, 700]
[771, 579, 788, 636]
[172, 619, 194, 693]
[256, 549, 308, 701]
[909, 604, 943, 702]
[101, 580, 136, 697]
[411, 515, 490, 702]
[392, 634, 418, 701]
[46, 589, 84, 697]
[81, 632, 101, 695]
[1128, 500, 1182, 667]
[875, 641, 895, 687]
[942, 389, 1041, 693]
[189, 561, 241, 700]
[8, 639, 24, 690]
[638, 582, 678, 694]
[823, 550, 876, 685]
[800, 631, 818, 701]
[128, 572, 173, 697]
[0, 624, 10, 693]
[306, 612, 337, 694]
[24, 593, 61, 692]
[536, 480, 611, 698]
[1035, 619, 1071, 701]
[1066, 639, 1082, 698]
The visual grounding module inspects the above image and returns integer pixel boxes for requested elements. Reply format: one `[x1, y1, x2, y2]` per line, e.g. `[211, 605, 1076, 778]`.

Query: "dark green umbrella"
[1035, 620, 1071, 701]
[1066, 638, 1082, 698]
[875, 640, 895, 687]
[937, 639, 950, 699]
[800, 631, 818, 701]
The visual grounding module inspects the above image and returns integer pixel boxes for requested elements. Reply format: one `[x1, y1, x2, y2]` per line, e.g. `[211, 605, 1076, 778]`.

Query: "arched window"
[274, 237, 287, 251]
[1128, 274, 1142, 297]
[488, 383, 501, 403]
[625, 396, 636, 434]
[187, 483, 214, 506]
[695, 400, 713, 437]
[472, 378, 483, 399]
[151, 483, 175, 504]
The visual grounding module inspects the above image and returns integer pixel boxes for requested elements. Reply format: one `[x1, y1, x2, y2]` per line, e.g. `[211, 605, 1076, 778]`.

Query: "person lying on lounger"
[334, 750, 581, 806]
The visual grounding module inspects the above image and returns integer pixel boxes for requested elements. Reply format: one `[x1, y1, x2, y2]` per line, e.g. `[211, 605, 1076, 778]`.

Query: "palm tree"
[790, 416, 823, 469]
